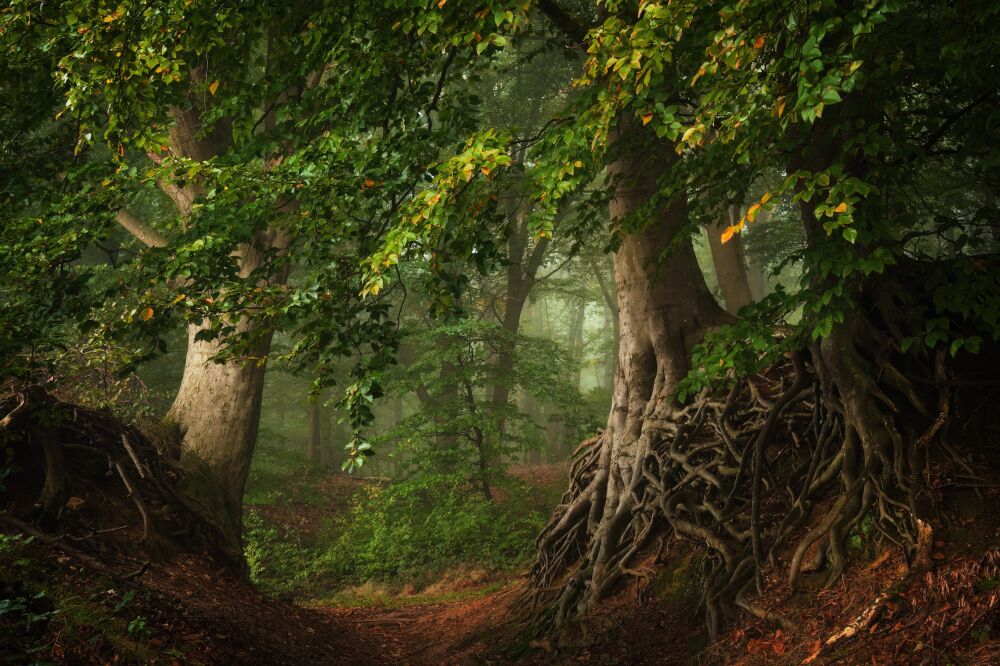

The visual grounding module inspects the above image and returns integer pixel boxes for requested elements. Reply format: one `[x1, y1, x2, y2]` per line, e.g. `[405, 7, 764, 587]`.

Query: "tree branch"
[115, 210, 168, 248]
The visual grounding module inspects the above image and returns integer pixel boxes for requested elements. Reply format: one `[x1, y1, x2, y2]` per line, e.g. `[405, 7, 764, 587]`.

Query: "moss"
[651, 553, 701, 606]
[651, 553, 708, 658]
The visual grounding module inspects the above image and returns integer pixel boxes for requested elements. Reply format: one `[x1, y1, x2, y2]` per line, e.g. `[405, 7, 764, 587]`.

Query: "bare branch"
[115, 210, 168, 248]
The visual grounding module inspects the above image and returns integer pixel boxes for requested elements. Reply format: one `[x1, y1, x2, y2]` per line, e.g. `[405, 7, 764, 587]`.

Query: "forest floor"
[5, 460, 1000, 664]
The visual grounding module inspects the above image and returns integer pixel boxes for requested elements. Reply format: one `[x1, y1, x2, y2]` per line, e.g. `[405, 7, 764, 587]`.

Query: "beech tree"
[359, 0, 999, 639]
[519, 0, 999, 638]
[0, 0, 533, 552]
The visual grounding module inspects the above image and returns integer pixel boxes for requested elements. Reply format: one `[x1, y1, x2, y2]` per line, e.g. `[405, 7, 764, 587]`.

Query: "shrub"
[313, 473, 546, 584]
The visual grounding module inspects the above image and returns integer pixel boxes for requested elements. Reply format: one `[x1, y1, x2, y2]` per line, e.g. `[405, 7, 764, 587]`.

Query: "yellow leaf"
[641, 112, 654, 126]
[775, 97, 787, 117]
[746, 202, 761, 223]
[370, 283, 381, 296]
[573, 160, 584, 168]
[208, 80, 220, 96]
[834, 202, 848, 213]
[721, 225, 738, 244]
[481, 166, 491, 176]
[103, 12, 120, 23]
[139, 307, 154, 321]
[760, 192, 772, 205]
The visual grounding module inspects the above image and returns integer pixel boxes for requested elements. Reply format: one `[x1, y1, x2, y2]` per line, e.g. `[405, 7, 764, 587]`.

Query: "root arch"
[527, 302, 958, 640]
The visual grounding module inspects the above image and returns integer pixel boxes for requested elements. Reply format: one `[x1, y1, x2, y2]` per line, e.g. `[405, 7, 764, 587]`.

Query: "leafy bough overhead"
[1, 0, 542, 537]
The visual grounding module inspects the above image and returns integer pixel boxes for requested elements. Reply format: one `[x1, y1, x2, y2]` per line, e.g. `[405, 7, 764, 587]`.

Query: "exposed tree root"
[0, 385, 241, 570]
[525, 297, 969, 642]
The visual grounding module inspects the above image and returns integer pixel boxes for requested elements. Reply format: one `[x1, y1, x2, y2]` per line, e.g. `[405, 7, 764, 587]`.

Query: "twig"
[120, 433, 147, 479]
[113, 461, 150, 542]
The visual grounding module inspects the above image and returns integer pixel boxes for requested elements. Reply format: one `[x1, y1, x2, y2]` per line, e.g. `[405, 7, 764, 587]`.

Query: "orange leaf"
[208, 80, 220, 96]
[641, 112, 654, 126]
[139, 307, 154, 322]
[480, 166, 491, 176]
[747, 202, 761, 223]
[834, 202, 848, 213]
[801, 640, 822, 664]
[775, 97, 787, 117]
[721, 225, 738, 244]
[362, 178, 376, 189]
[438, 0, 446, 7]
[754, 36, 765, 49]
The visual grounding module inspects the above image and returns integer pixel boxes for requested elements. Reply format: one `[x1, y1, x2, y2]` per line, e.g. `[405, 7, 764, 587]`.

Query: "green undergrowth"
[314, 473, 547, 582]
[243, 460, 558, 604]
[245, 442, 328, 508]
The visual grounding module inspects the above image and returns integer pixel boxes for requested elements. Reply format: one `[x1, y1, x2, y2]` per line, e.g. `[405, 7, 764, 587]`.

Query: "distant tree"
[377, 320, 584, 500]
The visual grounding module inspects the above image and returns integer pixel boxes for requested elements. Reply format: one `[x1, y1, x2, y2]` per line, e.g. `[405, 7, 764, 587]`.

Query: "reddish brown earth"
[6, 463, 1000, 664]
[1, 537, 390, 665]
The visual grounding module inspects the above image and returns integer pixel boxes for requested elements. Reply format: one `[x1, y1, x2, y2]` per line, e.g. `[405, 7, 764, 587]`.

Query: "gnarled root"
[524, 308, 958, 642]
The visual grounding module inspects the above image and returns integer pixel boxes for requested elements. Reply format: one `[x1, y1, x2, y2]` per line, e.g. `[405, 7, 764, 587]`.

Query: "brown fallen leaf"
[801, 640, 822, 664]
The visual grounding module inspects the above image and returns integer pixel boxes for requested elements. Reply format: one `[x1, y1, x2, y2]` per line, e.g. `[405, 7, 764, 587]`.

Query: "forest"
[1, 0, 998, 663]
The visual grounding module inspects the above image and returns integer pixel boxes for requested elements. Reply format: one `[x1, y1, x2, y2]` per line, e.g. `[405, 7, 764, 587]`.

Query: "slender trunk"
[707, 204, 755, 315]
[566, 299, 586, 392]
[489, 205, 549, 463]
[307, 399, 322, 464]
[523, 392, 544, 464]
[591, 257, 619, 390]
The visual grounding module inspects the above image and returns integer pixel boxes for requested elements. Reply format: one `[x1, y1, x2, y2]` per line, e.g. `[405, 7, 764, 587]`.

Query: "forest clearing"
[2, 1, 999, 664]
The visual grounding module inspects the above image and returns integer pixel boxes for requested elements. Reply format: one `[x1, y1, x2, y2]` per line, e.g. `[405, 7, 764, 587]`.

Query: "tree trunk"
[160, 90, 287, 555]
[167, 319, 272, 551]
[707, 204, 755, 315]
[489, 204, 550, 464]
[307, 398, 322, 464]
[529, 118, 733, 625]
[591, 256, 619, 391]
[566, 299, 586, 392]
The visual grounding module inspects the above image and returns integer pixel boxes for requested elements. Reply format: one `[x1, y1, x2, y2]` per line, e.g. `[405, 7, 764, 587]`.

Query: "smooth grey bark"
[707, 204, 755, 315]
[113, 68, 290, 553]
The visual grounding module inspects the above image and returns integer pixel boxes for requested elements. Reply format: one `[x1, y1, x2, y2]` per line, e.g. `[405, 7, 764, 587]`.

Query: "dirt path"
[327, 581, 705, 666]
[329, 585, 523, 665]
